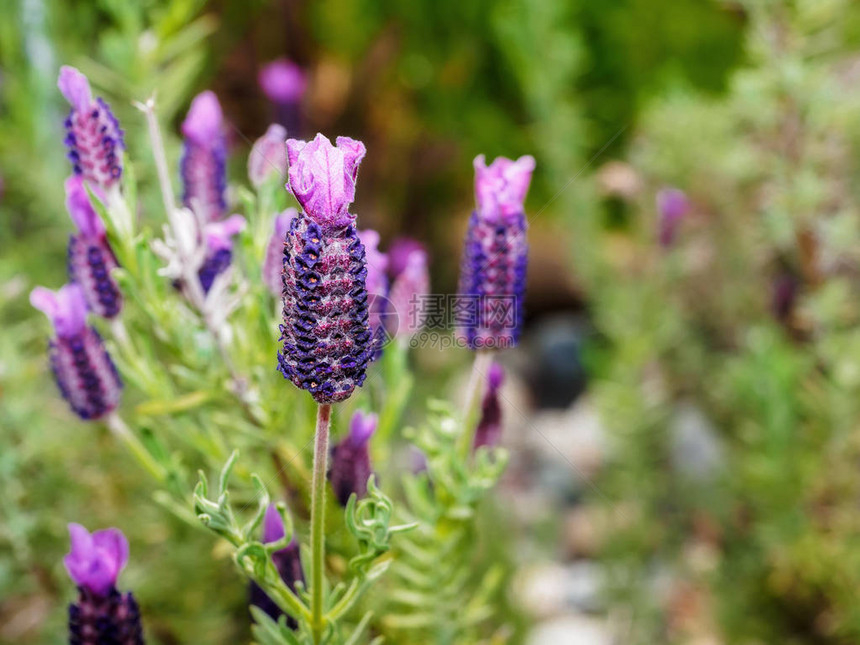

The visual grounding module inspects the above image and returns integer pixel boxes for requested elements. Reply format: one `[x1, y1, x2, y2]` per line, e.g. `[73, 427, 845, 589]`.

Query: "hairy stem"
[311, 403, 332, 643]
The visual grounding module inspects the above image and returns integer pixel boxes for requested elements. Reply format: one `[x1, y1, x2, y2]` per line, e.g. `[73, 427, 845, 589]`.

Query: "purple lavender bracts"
[180, 91, 227, 222]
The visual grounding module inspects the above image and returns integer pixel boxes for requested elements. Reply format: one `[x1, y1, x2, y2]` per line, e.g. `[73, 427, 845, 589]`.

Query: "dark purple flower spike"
[250, 505, 306, 628]
[65, 176, 122, 319]
[457, 154, 534, 350]
[30, 284, 122, 420]
[277, 134, 372, 404]
[180, 91, 227, 223]
[58, 67, 125, 191]
[64, 523, 144, 644]
[473, 362, 505, 450]
[329, 410, 377, 506]
[198, 214, 246, 294]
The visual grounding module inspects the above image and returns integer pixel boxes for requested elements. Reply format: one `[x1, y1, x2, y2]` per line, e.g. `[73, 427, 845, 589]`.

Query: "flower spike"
[180, 91, 227, 222]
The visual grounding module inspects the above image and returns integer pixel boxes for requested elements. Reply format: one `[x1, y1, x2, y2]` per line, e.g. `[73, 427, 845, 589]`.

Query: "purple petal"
[248, 124, 288, 188]
[65, 175, 104, 238]
[286, 134, 366, 228]
[57, 66, 92, 113]
[262, 504, 286, 544]
[63, 523, 128, 596]
[91, 528, 129, 580]
[474, 154, 536, 223]
[358, 229, 388, 296]
[205, 214, 246, 251]
[258, 59, 307, 104]
[30, 283, 88, 338]
[182, 91, 224, 144]
[348, 410, 377, 446]
[387, 237, 426, 278]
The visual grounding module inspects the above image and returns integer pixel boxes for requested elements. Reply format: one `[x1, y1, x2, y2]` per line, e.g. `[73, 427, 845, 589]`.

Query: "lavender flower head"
[58, 66, 125, 191]
[198, 214, 246, 294]
[656, 187, 689, 248]
[250, 505, 305, 627]
[259, 59, 306, 136]
[388, 237, 426, 278]
[64, 523, 144, 644]
[457, 154, 534, 350]
[329, 410, 377, 506]
[259, 59, 307, 104]
[30, 284, 121, 420]
[359, 229, 390, 358]
[249, 124, 288, 188]
[65, 176, 122, 318]
[181, 91, 227, 222]
[388, 247, 429, 341]
[277, 134, 372, 403]
[263, 209, 297, 295]
[473, 362, 505, 450]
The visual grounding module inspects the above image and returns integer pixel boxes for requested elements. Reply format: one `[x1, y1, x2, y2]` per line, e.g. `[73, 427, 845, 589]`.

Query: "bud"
[656, 187, 689, 248]
[457, 154, 534, 349]
[277, 134, 372, 403]
[65, 176, 122, 318]
[58, 66, 125, 191]
[248, 124, 288, 188]
[388, 247, 429, 341]
[180, 91, 227, 222]
[64, 523, 144, 644]
[250, 505, 305, 628]
[30, 284, 122, 420]
[358, 229, 389, 359]
[473, 362, 505, 450]
[329, 410, 377, 506]
[263, 209, 297, 295]
[198, 215, 246, 294]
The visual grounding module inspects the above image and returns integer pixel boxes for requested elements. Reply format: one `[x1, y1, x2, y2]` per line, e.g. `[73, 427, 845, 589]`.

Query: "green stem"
[311, 403, 332, 644]
[105, 413, 166, 482]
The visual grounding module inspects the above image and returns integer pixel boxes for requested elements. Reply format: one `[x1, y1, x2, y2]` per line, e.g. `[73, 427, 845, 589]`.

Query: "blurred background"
[5, 0, 860, 643]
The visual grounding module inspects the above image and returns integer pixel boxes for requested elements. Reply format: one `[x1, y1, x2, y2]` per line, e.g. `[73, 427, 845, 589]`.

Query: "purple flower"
[387, 237, 426, 279]
[329, 411, 377, 506]
[457, 155, 533, 350]
[31, 284, 122, 420]
[250, 505, 306, 628]
[388, 247, 429, 341]
[474, 154, 535, 224]
[181, 91, 227, 222]
[359, 229, 389, 358]
[64, 523, 128, 596]
[65, 176, 122, 319]
[64, 524, 144, 643]
[656, 187, 689, 248]
[473, 362, 505, 450]
[58, 66, 125, 191]
[263, 209, 297, 295]
[278, 134, 372, 404]
[286, 134, 366, 229]
[249, 124, 288, 188]
[259, 59, 307, 105]
[198, 215, 246, 294]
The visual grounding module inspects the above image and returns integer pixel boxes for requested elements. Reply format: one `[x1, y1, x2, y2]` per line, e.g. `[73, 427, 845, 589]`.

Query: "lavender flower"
[199, 215, 246, 294]
[181, 91, 227, 222]
[58, 66, 125, 191]
[65, 176, 122, 318]
[64, 523, 144, 644]
[457, 154, 534, 350]
[387, 237, 426, 279]
[263, 209, 297, 295]
[388, 247, 429, 341]
[250, 505, 306, 627]
[258, 59, 306, 135]
[248, 124, 288, 188]
[656, 187, 689, 248]
[277, 134, 372, 403]
[329, 410, 377, 506]
[473, 362, 505, 450]
[30, 284, 121, 420]
[359, 229, 389, 358]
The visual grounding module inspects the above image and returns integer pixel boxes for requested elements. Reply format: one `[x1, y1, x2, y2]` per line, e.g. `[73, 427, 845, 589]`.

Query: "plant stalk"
[458, 349, 493, 455]
[311, 403, 332, 643]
